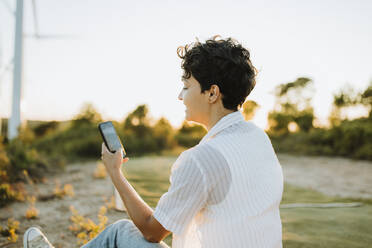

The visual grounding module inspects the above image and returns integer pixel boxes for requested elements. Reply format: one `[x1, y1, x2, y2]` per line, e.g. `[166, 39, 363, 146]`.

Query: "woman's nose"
[178, 91, 183, 101]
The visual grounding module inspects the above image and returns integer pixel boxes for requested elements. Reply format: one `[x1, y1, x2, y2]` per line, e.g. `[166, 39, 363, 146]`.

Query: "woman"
[24, 35, 283, 248]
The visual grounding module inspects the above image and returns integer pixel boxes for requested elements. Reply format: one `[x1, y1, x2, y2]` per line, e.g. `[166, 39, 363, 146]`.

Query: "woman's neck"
[206, 108, 236, 131]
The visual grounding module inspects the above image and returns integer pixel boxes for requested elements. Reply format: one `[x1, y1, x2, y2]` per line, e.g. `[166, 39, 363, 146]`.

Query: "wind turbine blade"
[24, 33, 79, 39]
[31, 0, 39, 36]
[39, 34, 78, 39]
[0, 0, 15, 16]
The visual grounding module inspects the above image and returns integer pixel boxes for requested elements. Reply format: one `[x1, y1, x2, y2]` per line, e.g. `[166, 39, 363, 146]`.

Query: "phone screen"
[99, 122, 126, 157]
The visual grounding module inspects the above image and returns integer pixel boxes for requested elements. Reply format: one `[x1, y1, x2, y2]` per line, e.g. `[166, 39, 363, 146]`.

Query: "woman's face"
[178, 75, 210, 124]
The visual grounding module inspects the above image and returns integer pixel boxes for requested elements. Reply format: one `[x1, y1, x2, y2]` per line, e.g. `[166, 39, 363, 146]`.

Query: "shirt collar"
[199, 110, 245, 145]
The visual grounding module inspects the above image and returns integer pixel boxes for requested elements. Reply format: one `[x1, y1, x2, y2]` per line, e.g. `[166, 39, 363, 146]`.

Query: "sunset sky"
[1, 0, 371, 129]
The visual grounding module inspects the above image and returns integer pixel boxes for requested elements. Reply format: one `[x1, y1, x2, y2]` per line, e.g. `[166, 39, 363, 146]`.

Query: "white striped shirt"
[154, 110, 283, 248]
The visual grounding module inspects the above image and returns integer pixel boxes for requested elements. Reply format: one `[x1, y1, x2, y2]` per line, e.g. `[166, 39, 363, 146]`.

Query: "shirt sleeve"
[153, 150, 207, 235]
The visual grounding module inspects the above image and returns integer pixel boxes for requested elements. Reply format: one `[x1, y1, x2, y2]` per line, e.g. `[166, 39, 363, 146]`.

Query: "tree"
[123, 104, 152, 138]
[72, 103, 102, 127]
[32, 121, 59, 137]
[268, 77, 315, 134]
[329, 82, 372, 126]
[360, 81, 372, 118]
[122, 104, 157, 154]
[153, 117, 175, 150]
[242, 100, 260, 121]
[175, 121, 206, 147]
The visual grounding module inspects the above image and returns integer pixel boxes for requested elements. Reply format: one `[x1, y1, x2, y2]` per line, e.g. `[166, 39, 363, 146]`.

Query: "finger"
[115, 148, 123, 155]
[103, 143, 110, 154]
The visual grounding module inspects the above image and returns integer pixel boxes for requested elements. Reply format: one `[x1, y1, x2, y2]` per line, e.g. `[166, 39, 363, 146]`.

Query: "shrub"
[5, 139, 50, 182]
[25, 196, 39, 219]
[175, 121, 206, 148]
[54, 182, 75, 199]
[69, 205, 108, 245]
[0, 218, 20, 243]
[0, 183, 25, 207]
[32, 121, 101, 162]
[270, 117, 372, 160]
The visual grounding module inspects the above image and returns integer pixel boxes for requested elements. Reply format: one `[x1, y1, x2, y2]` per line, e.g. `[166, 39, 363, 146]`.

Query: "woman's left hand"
[101, 142, 129, 176]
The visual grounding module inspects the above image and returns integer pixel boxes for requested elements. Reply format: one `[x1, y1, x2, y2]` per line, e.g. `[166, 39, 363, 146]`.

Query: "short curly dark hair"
[177, 35, 257, 111]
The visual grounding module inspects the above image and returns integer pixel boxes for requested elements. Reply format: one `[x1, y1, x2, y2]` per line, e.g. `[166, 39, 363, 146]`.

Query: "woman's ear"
[208, 85, 220, 103]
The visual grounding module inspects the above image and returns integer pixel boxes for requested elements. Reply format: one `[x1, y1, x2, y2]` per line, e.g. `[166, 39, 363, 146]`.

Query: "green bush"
[32, 122, 101, 162]
[0, 183, 24, 207]
[175, 121, 206, 148]
[0, 134, 64, 207]
[32, 121, 60, 137]
[153, 118, 176, 151]
[271, 117, 372, 160]
[6, 139, 52, 182]
[120, 129, 158, 156]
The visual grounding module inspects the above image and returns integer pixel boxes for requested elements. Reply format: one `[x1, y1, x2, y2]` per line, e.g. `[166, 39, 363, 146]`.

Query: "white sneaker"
[23, 227, 54, 248]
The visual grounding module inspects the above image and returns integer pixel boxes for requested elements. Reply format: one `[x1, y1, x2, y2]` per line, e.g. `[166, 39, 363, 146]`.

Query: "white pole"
[8, 0, 24, 140]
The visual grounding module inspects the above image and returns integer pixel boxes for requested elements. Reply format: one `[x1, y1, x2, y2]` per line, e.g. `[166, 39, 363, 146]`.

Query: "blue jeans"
[81, 219, 170, 248]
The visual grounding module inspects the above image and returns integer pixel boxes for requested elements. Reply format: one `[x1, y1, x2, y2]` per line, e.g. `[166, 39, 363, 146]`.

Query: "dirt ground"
[0, 160, 130, 248]
[1, 154, 372, 247]
[277, 153, 372, 199]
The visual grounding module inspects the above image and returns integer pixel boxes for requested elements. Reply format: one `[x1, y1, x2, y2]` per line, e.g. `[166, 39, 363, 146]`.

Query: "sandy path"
[278, 154, 372, 199]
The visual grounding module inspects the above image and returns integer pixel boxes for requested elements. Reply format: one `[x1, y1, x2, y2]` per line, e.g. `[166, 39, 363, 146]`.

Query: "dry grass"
[69, 205, 108, 246]
[53, 181, 75, 199]
[0, 218, 20, 243]
[25, 196, 39, 219]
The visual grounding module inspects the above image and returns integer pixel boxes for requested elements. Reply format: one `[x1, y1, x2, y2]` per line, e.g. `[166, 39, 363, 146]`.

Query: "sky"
[1, 0, 372, 130]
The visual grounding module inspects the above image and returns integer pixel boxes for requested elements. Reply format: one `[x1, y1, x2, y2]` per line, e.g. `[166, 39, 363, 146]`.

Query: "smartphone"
[98, 121, 126, 158]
